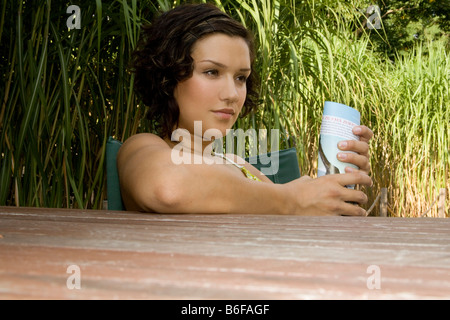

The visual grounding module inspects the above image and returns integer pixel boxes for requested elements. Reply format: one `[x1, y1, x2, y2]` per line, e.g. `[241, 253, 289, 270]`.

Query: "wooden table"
[1, 206, 449, 300]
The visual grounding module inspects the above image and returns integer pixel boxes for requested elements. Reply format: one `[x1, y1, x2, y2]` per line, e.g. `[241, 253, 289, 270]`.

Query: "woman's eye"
[204, 70, 218, 77]
[236, 75, 248, 83]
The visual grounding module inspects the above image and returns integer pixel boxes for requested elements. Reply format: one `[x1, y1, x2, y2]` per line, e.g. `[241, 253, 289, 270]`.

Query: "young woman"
[117, 3, 373, 215]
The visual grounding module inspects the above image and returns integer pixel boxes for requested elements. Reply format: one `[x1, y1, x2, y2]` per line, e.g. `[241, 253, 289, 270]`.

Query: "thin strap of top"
[211, 152, 261, 182]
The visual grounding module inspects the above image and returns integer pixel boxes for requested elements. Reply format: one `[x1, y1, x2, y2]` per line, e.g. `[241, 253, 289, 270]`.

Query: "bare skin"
[117, 34, 373, 216]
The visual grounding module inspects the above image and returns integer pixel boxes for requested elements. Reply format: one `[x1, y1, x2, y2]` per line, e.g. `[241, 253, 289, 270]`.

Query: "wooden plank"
[1, 206, 449, 299]
[1, 244, 449, 300]
[1, 207, 450, 267]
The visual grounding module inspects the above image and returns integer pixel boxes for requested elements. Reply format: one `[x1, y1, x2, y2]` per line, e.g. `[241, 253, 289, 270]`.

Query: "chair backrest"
[105, 137, 300, 210]
[245, 147, 300, 184]
[106, 136, 125, 210]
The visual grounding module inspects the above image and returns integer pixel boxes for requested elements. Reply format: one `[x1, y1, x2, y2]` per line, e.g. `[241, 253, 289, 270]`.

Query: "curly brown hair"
[129, 3, 260, 138]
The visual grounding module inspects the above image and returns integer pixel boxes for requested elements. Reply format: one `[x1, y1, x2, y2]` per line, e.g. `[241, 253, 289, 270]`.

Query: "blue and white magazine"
[318, 101, 360, 182]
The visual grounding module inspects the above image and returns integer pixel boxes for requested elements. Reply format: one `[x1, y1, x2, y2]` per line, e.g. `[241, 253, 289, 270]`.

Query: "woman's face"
[174, 33, 251, 138]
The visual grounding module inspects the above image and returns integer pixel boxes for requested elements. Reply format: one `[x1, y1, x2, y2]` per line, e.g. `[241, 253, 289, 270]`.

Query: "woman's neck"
[164, 133, 215, 156]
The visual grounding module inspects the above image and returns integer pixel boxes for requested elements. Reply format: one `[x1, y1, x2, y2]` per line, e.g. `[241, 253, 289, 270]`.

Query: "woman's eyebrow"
[199, 59, 251, 72]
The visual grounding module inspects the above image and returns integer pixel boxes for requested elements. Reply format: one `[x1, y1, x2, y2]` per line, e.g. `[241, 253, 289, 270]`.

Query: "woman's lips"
[212, 108, 235, 120]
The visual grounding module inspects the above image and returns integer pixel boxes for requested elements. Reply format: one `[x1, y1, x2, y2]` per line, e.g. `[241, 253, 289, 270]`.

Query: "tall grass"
[386, 40, 449, 217]
[1, 0, 448, 216]
[0, 0, 152, 208]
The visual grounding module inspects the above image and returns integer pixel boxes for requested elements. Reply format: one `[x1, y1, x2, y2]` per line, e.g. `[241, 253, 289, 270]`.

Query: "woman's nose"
[219, 76, 239, 103]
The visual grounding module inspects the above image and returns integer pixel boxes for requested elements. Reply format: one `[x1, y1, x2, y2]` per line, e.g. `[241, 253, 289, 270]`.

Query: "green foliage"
[0, 0, 448, 216]
[357, 0, 450, 57]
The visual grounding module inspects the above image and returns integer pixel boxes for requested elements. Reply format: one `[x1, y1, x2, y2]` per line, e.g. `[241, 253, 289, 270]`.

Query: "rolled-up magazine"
[318, 101, 360, 188]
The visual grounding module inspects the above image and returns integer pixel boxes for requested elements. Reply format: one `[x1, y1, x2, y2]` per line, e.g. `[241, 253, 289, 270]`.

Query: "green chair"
[245, 147, 300, 184]
[105, 137, 300, 211]
[106, 136, 125, 211]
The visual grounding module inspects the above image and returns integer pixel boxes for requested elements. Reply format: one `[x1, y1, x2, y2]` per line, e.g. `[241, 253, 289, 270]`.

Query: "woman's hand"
[283, 125, 374, 216]
[336, 125, 373, 174]
[284, 172, 373, 216]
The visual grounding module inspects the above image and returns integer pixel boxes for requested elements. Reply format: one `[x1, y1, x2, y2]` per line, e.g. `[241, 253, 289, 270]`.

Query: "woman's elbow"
[132, 176, 185, 213]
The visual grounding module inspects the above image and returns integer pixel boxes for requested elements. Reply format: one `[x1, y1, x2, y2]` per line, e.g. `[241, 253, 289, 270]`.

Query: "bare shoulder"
[117, 133, 171, 173]
[118, 133, 166, 155]
[117, 133, 174, 211]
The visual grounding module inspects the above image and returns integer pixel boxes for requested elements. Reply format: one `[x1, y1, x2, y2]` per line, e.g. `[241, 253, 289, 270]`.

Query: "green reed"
[0, 0, 150, 208]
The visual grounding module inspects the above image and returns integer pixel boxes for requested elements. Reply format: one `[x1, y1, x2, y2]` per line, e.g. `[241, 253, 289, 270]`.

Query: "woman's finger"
[352, 125, 373, 143]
